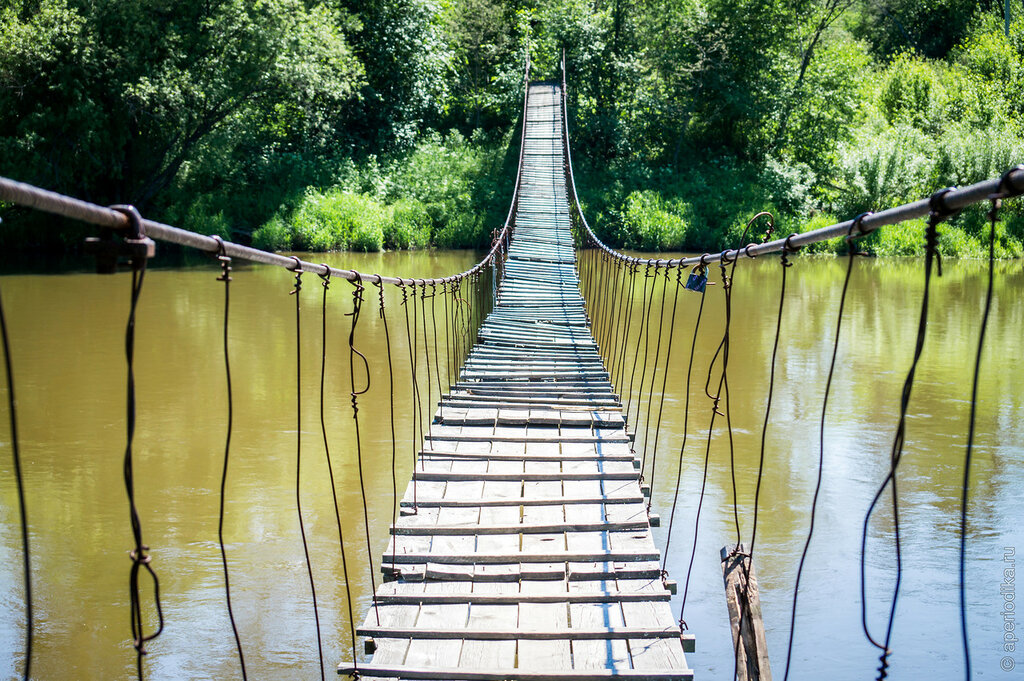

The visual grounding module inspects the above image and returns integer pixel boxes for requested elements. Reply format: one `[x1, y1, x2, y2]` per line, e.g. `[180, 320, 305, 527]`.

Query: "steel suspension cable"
[0, 282, 32, 681]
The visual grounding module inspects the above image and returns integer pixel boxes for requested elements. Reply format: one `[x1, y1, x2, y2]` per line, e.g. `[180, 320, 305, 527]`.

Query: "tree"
[0, 0, 363, 211]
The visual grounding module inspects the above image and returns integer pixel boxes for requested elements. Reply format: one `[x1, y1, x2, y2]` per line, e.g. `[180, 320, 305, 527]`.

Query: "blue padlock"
[685, 265, 707, 293]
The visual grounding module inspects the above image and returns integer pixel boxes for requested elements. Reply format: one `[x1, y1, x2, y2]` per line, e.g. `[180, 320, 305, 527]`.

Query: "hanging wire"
[640, 264, 671, 484]
[783, 215, 868, 681]
[374, 276, 400, 576]
[646, 266, 682, 513]
[857, 191, 953, 681]
[428, 283, 443, 421]
[749, 235, 798, 558]
[120, 235, 165, 680]
[312, 265, 360, 675]
[625, 263, 653, 428]
[0, 282, 32, 681]
[346, 275, 380, 625]
[957, 169, 1015, 679]
[288, 260, 326, 681]
[673, 260, 710, 620]
[399, 282, 419, 512]
[211, 237, 247, 679]
[419, 282, 434, 448]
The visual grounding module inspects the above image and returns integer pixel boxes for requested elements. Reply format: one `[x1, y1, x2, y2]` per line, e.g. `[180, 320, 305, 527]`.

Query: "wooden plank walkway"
[342, 82, 693, 680]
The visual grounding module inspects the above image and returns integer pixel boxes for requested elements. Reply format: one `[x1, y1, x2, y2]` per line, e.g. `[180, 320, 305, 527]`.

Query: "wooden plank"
[371, 591, 672, 605]
[402, 581, 468, 670]
[393, 520, 647, 535]
[359, 626, 680, 640]
[337, 665, 694, 680]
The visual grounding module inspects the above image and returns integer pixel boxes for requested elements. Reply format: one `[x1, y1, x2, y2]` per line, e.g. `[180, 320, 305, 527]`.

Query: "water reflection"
[0, 251, 1021, 679]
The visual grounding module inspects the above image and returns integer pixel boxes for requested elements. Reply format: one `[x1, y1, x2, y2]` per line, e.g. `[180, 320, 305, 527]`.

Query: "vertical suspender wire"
[346, 276, 380, 626]
[640, 265, 670, 481]
[596, 253, 611, 352]
[443, 281, 454, 388]
[595, 252, 610, 354]
[613, 262, 637, 397]
[749, 242, 796, 558]
[672, 263, 710, 621]
[958, 184, 1005, 680]
[373, 277, 399, 576]
[411, 284, 425, 456]
[429, 283, 443, 421]
[645, 267, 681, 511]
[212, 238, 246, 679]
[419, 283, 434, 449]
[626, 263, 653, 427]
[320, 268, 359, 672]
[288, 263, 326, 681]
[400, 283, 419, 511]
[782, 220, 865, 681]
[606, 259, 626, 385]
[123, 256, 164, 681]
[0, 284, 32, 681]
[858, 196, 948, 681]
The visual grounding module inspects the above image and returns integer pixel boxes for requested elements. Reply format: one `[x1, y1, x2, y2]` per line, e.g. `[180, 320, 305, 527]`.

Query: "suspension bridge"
[0, 55, 1022, 681]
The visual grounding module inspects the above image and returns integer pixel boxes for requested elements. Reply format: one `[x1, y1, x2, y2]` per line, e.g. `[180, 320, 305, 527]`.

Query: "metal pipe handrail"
[0, 58, 534, 286]
[558, 54, 1024, 268]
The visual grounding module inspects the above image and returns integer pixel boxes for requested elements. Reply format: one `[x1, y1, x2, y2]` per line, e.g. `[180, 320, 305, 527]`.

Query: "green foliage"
[614, 191, 688, 250]
[388, 199, 433, 249]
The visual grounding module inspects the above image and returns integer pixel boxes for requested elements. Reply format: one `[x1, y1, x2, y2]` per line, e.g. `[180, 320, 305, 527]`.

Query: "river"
[0, 250, 1021, 679]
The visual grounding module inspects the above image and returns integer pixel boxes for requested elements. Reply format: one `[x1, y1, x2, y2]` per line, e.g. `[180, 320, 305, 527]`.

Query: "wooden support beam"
[721, 544, 772, 681]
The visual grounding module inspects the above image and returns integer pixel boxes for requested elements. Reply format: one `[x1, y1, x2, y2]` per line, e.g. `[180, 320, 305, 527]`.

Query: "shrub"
[615, 190, 687, 251]
[387, 199, 432, 249]
[251, 216, 292, 251]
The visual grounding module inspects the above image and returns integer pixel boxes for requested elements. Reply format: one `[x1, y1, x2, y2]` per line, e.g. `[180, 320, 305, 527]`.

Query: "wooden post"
[720, 544, 772, 681]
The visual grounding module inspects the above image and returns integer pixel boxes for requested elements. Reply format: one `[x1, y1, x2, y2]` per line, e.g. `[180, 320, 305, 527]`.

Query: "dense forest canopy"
[1, 0, 1022, 256]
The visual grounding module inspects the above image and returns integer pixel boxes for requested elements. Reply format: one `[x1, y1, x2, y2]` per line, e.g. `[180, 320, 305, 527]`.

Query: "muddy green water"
[0, 251, 1021, 680]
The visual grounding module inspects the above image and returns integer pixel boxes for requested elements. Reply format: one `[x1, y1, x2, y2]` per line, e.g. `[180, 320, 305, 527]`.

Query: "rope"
[0, 282, 32, 681]
[346, 275, 380, 625]
[288, 261, 326, 681]
[783, 216, 867, 681]
[211, 237, 247, 679]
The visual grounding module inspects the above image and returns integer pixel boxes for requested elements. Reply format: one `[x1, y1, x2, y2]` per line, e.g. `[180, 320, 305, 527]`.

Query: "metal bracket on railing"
[83, 204, 156, 274]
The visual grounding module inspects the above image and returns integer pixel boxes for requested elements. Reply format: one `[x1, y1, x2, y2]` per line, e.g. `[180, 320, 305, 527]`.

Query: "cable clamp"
[84, 205, 156, 274]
